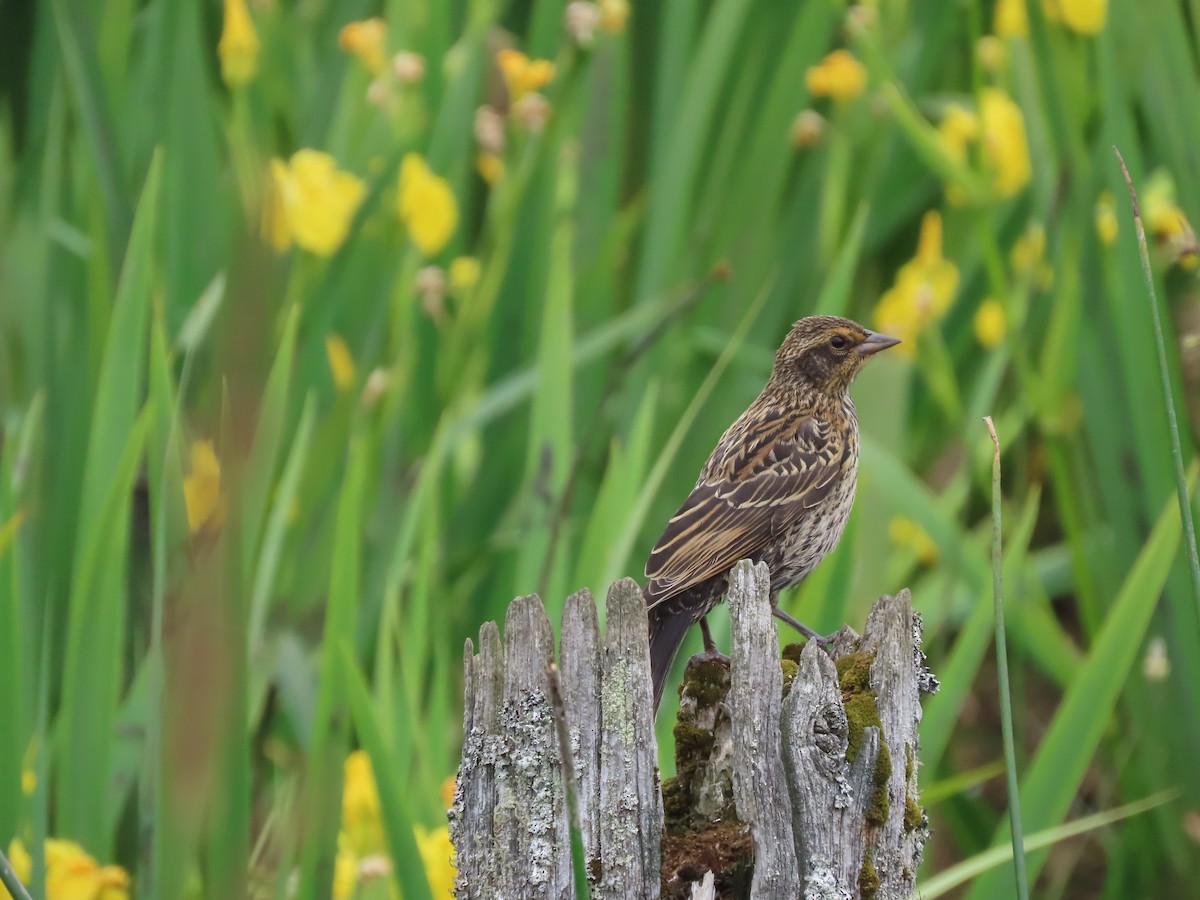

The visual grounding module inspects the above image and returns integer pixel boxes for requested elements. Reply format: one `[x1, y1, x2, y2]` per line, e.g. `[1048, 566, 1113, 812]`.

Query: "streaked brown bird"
[644, 315, 899, 711]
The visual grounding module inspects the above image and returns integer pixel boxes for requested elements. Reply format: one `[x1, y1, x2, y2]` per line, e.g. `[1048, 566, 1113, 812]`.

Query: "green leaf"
[57, 151, 162, 853]
[57, 407, 150, 853]
[964, 477, 1192, 899]
[295, 435, 367, 900]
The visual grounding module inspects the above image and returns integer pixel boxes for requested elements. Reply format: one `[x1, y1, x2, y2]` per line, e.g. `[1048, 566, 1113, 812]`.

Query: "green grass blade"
[295, 435, 367, 900]
[984, 417, 1029, 900]
[248, 392, 318, 655]
[1114, 149, 1200, 635]
[921, 790, 1180, 898]
[145, 310, 189, 900]
[48, 0, 129, 264]
[57, 150, 162, 852]
[57, 406, 150, 854]
[964, 473, 1193, 898]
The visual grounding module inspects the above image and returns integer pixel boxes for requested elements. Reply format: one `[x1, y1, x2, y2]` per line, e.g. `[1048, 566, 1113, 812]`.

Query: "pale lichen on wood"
[451, 560, 936, 899]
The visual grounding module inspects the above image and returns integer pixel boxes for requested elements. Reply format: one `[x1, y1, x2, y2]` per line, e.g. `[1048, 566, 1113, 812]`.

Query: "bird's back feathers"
[644, 400, 853, 610]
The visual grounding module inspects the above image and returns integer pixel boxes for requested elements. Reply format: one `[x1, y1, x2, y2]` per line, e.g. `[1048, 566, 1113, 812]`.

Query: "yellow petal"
[218, 0, 260, 88]
[415, 825, 457, 897]
[397, 154, 458, 257]
[7, 838, 31, 886]
[338, 18, 389, 76]
[326, 334, 357, 391]
[805, 49, 867, 102]
[496, 48, 556, 100]
[915, 210, 944, 267]
[599, 0, 631, 34]
[994, 0, 1029, 38]
[183, 440, 224, 535]
[1095, 191, 1119, 246]
[272, 150, 366, 257]
[1045, 0, 1107, 35]
[973, 298, 1007, 349]
[448, 256, 481, 294]
[980, 88, 1031, 199]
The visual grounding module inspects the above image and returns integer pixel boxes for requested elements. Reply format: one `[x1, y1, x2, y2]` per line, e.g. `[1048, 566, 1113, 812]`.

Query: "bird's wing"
[644, 415, 848, 608]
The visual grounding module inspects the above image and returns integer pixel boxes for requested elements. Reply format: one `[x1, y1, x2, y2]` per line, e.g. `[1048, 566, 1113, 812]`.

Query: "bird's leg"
[771, 606, 835, 644]
[688, 616, 731, 666]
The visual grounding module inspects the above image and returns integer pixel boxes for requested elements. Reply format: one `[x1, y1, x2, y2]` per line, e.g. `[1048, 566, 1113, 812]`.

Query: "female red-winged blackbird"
[644, 316, 900, 711]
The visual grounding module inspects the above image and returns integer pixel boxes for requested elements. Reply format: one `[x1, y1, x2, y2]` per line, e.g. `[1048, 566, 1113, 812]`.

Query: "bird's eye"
[829, 335, 848, 351]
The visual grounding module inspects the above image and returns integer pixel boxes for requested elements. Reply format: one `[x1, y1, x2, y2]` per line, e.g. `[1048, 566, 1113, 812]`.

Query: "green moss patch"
[859, 854, 880, 898]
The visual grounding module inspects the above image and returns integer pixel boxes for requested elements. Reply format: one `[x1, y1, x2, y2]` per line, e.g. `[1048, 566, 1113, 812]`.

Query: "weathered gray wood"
[727, 561, 802, 899]
[451, 623, 504, 898]
[779, 590, 934, 899]
[559, 588, 601, 879]
[452, 569, 935, 900]
[494, 596, 573, 898]
[858, 592, 934, 897]
[781, 636, 864, 898]
[597, 578, 663, 899]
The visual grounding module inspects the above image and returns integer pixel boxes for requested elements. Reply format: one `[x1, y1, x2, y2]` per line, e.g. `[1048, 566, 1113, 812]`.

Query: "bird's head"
[767, 315, 900, 399]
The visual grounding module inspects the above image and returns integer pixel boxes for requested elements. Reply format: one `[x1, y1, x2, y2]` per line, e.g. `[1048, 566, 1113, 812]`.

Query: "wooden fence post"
[450, 561, 938, 899]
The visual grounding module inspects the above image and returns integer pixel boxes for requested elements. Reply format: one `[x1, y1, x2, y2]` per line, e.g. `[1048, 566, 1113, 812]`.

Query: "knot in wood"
[811, 700, 849, 774]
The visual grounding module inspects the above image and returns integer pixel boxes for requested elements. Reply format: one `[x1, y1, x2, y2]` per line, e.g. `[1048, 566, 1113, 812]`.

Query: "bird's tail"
[648, 604, 692, 713]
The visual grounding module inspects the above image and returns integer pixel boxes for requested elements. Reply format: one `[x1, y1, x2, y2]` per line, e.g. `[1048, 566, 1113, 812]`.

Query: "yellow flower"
[980, 88, 1031, 199]
[218, 0, 260, 88]
[342, 750, 385, 856]
[448, 257, 481, 294]
[1010, 222, 1054, 289]
[496, 49, 555, 101]
[416, 825, 456, 897]
[1143, 169, 1191, 238]
[338, 18, 388, 76]
[476, 152, 505, 185]
[1010, 223, 1045, 274]
[974, 299, 1007, 349]
[1095, 190, 1119, 246]
[937, 107, 978, 207]
[805, 49, 867, 102]
[326, 334, 357, 391]
[332, 833, 360, 900]
[183, 440, 225, 535]
[975, 35, 1006, 72]
[266, 151, 366, 257]
[937, 105, 980, 164]
[873, 211, 960, 356]
[1043, 0, 1107, 35]
[42, 839, 131, 900]
[599, 0, 631, 34]
[6, 839, 31, 888]
[888, 516, 938, 565]
[994, 0, 1029, 38]
[397, 154, 458, 257]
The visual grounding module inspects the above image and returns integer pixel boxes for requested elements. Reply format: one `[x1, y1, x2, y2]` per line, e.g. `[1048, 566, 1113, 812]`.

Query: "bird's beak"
[857, 330, 901, 356]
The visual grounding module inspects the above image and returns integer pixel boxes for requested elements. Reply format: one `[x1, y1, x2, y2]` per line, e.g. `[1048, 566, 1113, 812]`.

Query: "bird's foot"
[772, 607, 835, 645]
[688, 615, 732, 668]
[685, 646, 731, 669]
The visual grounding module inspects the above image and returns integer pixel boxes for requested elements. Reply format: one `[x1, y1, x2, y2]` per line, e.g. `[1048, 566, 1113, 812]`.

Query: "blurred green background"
[2, 0, 1200, 896]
